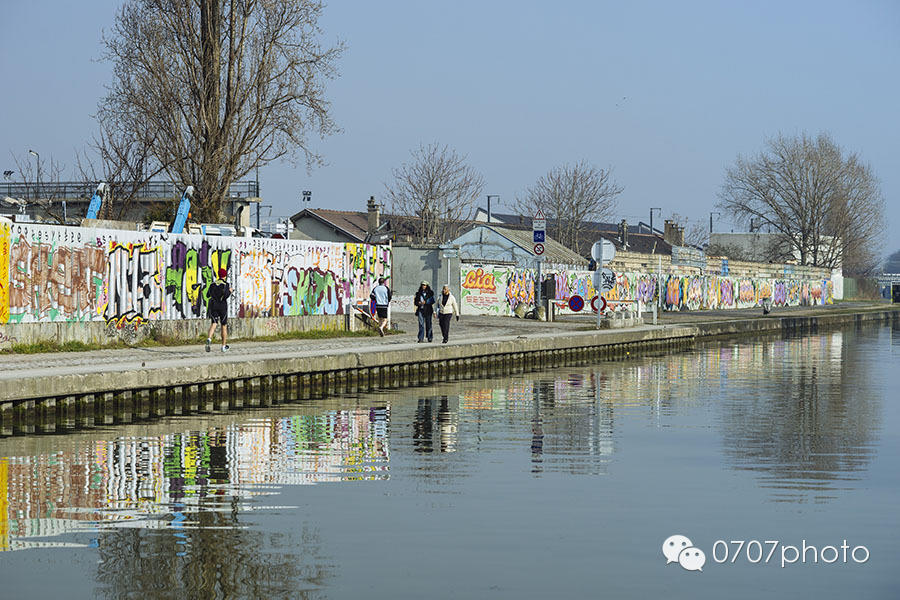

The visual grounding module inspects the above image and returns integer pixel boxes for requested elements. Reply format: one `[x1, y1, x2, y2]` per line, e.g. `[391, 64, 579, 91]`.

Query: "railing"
[0, 180, 260, 200]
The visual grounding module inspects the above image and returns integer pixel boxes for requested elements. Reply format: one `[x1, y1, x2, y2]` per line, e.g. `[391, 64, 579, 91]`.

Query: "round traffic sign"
[568, 295, 585, 312]
[533, 243, 545, 255]
[590, 295, 608, 312]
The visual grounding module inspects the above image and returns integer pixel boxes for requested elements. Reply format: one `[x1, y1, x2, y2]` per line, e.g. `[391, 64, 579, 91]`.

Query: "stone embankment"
[0, 303, 896, 436]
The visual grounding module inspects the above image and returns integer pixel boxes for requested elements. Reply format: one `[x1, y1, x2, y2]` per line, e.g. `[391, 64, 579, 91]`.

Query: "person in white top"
[436, 285, 460, 343]
[369, 277, 392, 336]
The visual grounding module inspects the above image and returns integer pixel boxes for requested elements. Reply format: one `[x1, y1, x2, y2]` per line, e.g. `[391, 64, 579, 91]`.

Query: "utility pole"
[486, 195, 500, 223]
[650, 207, 661, 235]
[709, 211, 720, 234]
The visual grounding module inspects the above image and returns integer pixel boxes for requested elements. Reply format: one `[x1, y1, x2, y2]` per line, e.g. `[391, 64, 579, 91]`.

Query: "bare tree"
[384, 143, 485, 243]
[75, 120, 168, 220]
[6, 152, 70, 224]
[718, 132, 885, 274]
[514, 161, 622, 254]
[100, 0, 342, 221]
[668, 212, 709, 248]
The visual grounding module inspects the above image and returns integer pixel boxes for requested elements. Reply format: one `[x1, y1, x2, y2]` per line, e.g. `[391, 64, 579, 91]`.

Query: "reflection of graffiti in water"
[0, 407, 389, 552]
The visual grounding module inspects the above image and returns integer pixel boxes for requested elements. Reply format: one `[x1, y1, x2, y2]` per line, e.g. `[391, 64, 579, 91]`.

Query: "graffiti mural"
[460, 265, 509, 316]
[0, 223, 390, 324]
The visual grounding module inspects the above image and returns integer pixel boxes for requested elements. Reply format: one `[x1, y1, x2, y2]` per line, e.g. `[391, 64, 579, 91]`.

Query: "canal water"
[0, 324, 898, 599]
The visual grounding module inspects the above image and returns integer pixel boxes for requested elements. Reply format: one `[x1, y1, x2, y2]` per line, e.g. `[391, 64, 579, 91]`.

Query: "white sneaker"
[222, 345, 230, 352]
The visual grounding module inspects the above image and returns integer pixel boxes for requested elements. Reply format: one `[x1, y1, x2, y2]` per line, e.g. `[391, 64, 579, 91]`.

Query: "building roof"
[289, 208, 369, 242]
[484, 226, 588, 266]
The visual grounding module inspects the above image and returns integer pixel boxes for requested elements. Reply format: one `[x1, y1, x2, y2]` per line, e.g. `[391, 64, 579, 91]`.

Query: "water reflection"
[0, 406, 389, 552]
[0, 326, 889, 593]
[714, 331, 881, 502]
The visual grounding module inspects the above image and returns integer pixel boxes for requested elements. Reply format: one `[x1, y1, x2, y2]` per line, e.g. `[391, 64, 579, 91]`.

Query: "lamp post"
[486, 195, 500, 223]
[709, 211, 720, 234]
[28, 150, 39, 202]
[650, 207, 661, 235]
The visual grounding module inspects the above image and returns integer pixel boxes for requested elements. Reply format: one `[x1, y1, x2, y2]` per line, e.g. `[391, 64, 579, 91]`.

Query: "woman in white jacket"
[436, 285, 460, 343]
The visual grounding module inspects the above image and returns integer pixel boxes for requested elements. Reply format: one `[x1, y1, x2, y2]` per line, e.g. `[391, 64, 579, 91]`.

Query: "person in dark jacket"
[206, 268, 231, 352]
[414, 281, 435, 343]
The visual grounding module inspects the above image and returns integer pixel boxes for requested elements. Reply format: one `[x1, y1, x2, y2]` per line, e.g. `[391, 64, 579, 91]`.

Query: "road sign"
[568, 295, 585, 312]
[533, 243, 545, 255]
[533, 209, 546, 232]
[590, 295, 608, 313]
[591, 239, 616, 265]
[533, 230, 545, 243]
[592, 267, 615, 293]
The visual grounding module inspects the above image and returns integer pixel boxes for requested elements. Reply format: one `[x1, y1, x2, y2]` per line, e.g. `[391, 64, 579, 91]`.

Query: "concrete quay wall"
[1, 307, 897, 436]
[0, 313, 355, 348]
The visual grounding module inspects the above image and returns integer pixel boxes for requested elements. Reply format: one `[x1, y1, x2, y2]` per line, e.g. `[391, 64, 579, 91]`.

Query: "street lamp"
[28, 149, 39, 201]
[486, 195, 500, 223]
[649, 207, 661, 235]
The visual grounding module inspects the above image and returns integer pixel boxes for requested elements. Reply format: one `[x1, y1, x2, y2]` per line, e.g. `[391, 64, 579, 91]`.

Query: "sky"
[2, 0, 899, 253]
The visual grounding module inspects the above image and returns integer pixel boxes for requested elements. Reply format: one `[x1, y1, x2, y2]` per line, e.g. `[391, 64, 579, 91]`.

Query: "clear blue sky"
[2, 0, 898, 250]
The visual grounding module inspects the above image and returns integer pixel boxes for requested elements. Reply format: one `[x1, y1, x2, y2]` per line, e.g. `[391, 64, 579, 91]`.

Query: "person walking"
[414, 281, 435, 343]
[436, 285, 460, 343]
[369, 277, 392, 336]
[206, 268, 231, 352]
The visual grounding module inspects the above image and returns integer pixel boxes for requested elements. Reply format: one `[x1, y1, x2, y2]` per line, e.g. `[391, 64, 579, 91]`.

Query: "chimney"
[367, 195, 380, 234]
[663, 220, 684, 246]
[619, 219, 628, 248]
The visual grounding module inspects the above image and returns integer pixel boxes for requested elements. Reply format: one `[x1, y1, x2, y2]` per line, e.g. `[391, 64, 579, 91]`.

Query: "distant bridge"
[0, 180, 260, 201]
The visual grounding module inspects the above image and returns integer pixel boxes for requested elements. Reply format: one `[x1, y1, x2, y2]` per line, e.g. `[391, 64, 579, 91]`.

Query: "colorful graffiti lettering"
[506, 269, 535, 310]
[463, 268, 497, 292]
[0, 223, 389, 325]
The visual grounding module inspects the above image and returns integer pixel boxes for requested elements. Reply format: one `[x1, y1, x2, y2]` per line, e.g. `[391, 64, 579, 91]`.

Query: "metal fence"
[0, 180, 260, 200]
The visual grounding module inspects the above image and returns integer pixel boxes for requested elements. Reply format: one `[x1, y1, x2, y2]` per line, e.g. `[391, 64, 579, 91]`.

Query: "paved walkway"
[0, 301, 888, 383]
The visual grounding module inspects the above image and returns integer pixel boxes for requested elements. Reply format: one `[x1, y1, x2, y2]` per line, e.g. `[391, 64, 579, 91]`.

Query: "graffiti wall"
[459, 260, 834, 316]
[0, 222, 390, 325]
[459, 264, 535, 316]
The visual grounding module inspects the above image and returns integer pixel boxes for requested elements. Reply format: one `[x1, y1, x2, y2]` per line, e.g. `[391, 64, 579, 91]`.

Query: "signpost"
[532, 209, 546, 239]
[591, 239, 616, 265]
[533, 210, 546, 316]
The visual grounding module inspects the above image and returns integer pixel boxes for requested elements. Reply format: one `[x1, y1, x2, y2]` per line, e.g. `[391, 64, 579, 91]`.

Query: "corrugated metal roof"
[487, 226, 588, 266]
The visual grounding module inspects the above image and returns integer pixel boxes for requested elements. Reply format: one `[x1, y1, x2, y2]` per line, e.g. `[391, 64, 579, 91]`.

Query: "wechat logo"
[662, 534, 706, 572]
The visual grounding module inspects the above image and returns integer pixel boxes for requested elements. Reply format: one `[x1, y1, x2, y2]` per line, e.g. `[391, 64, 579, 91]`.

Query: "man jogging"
[370, 277, 392, 336]
[206, 268, 231, 352]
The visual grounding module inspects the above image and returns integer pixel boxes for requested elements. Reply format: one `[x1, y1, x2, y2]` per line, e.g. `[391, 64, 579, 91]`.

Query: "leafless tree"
[384, 143, 485, 243]
[75, 120, 168, 220]
[6, 152, 70, 225]
[668, 212, 708, 248]
[100, 0, 342, 221]
[514, 161, 622, 254]
[718, 132, 885, 274]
